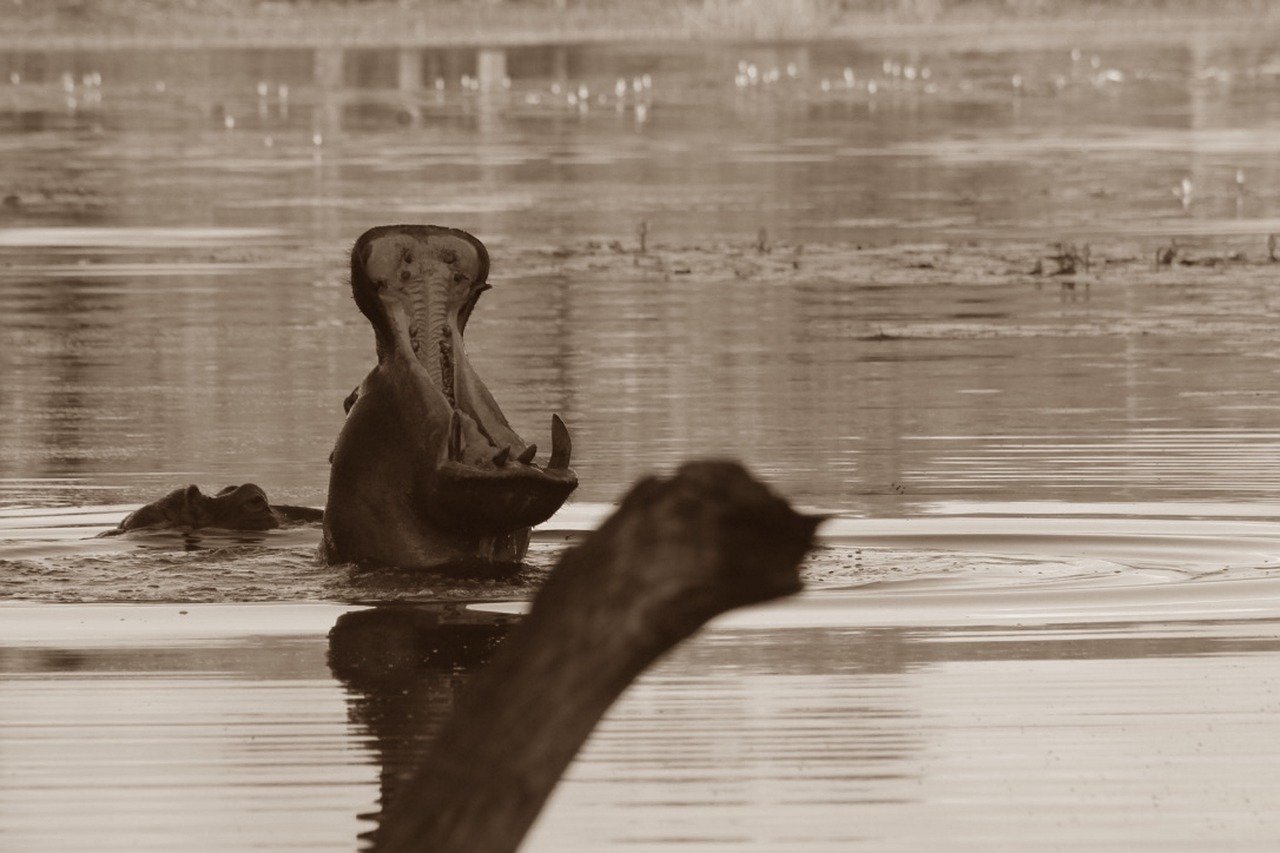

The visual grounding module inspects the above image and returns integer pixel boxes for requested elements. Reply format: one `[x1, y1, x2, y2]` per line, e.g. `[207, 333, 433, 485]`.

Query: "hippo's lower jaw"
[322, 225, 578, 571]
[429, 416, 577, 537]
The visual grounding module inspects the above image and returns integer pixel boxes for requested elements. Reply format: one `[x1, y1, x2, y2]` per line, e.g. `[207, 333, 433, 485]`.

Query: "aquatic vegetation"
[1032, 242, 1091, 276]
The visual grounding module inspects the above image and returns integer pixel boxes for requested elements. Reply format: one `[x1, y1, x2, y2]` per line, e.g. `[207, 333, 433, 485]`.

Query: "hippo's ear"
[181, 484, 209, 526]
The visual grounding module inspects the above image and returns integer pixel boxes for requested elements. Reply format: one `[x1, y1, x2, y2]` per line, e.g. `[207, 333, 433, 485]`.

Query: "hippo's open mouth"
[350, 224, 577, 537]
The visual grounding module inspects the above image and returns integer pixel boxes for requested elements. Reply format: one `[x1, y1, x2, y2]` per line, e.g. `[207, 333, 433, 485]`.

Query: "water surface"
[3, 32, 1280, 852]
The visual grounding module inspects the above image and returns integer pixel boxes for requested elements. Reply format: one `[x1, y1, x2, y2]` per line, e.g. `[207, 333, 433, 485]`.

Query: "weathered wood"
[374, 459, 821, 853]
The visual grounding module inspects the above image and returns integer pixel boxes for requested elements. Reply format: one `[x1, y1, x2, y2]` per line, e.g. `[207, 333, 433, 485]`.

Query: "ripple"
[0, 227, 286, 248]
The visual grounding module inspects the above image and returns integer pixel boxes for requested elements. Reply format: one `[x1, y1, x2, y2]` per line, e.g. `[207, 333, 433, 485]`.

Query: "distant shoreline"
[1, 2, 1275, 52]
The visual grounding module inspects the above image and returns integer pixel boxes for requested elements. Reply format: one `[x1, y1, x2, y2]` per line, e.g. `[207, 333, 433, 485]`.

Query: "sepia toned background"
[3, 3, 1280, 852]
[4, 30, 1280, 512]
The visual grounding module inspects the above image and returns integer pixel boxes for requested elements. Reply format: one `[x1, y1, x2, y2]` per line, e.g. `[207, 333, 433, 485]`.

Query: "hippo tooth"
[516, 444, 537, 465]
[492, 446, 511, 467]
[448, 411, 464, 462]
[549, 413, 572, 470]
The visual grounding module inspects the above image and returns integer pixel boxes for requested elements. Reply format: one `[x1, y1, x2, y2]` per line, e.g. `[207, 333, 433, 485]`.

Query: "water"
[3, 32, 1280, 851]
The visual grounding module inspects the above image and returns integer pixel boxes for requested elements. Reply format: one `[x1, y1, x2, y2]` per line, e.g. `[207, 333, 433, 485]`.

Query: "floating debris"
[1037, 242, 1090, 276]
[1173, 177, 1192, 209]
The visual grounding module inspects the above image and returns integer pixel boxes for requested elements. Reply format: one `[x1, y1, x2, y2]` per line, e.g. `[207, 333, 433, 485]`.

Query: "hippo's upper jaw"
[322, 225, 578, 569]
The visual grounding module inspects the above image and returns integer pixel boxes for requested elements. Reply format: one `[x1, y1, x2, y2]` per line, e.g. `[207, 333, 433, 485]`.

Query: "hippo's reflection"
[327, 602, 519, 844]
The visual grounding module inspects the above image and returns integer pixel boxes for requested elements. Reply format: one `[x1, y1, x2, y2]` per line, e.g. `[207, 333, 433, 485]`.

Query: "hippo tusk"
[516, 444, 537, 465]
[549, 414, 571, 470]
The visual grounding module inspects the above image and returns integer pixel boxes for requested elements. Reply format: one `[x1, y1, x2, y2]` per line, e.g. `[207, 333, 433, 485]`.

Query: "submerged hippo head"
[103, 483, 322, 535]
[322, 225, 578, 570]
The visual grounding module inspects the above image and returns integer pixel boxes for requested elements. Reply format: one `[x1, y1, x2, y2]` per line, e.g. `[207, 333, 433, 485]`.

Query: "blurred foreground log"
[374, 459, 822, 853]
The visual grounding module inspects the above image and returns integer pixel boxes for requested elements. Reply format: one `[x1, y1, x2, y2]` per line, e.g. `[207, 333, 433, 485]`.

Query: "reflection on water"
[327, 604, 515, 847]
[2, 589, 1278, 852]
[4, 37, 1280, 513]
[0, 604, 368, 853]
[537, 612, 1280, 852]
[4, 31, 1280, 852]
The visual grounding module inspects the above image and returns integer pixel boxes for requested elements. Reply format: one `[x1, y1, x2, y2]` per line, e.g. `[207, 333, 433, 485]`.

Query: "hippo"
[320, 225, 578, 570]
[99, 483, 322, 535]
